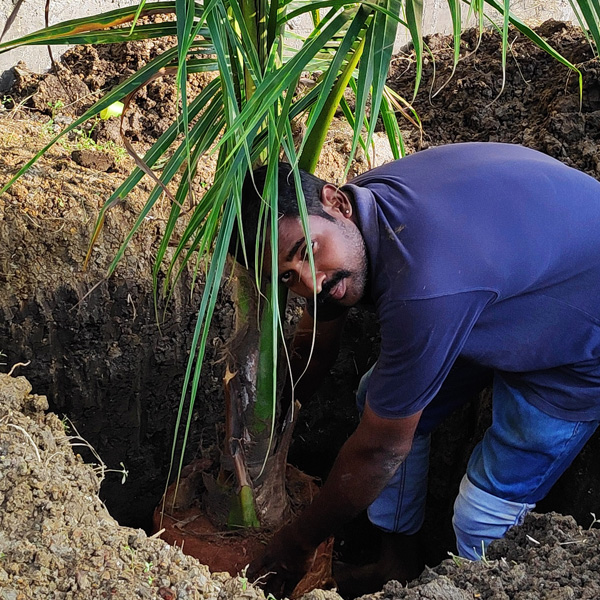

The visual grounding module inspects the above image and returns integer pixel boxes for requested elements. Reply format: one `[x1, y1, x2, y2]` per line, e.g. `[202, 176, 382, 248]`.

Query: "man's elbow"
[371, 442, 412, 478]
[354, 405, 422, 477]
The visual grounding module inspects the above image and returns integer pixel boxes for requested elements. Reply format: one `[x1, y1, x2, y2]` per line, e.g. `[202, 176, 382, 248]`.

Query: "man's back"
[344, 143, 600, 420]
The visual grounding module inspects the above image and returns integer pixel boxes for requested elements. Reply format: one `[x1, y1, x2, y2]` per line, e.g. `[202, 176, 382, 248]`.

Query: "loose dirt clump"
[375, 513, 600, 599]
[7, 30, 215, 145]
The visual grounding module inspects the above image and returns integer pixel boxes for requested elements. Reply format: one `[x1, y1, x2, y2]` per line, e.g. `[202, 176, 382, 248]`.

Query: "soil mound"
[3, 370, 600, 600]
[376, 513, 600, 599]
[388, 21, 600, 177]
[0, 372, 259, 599]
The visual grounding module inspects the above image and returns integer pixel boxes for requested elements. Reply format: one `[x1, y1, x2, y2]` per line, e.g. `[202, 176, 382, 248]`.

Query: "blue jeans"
[357, 359, 599, 558]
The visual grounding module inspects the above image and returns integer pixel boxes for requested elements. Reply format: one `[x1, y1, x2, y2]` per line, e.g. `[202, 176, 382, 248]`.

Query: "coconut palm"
[0, 0, 591, 537]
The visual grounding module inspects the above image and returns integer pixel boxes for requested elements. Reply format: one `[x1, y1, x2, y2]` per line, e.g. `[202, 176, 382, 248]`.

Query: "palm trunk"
[222, 259, 294, 528]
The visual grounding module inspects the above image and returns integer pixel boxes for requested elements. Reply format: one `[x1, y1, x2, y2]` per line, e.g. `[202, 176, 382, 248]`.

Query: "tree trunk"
[221, 259, 293, 528]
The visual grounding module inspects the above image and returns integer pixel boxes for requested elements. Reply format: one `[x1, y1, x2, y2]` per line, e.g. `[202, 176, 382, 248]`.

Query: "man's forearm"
[293, 434, 405, 547]
[286, 407, 422, 550]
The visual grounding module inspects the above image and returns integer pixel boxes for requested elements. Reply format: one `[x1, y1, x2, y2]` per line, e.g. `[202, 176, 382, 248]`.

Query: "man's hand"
[250, 405, 422, 596]
[248, 524, 317, 597]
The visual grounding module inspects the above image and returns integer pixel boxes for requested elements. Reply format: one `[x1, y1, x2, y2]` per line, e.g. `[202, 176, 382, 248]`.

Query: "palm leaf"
[405, 0, 424, 97]
[96, 80, 223, 276]
[0, 2, 188, 51]
[298, 5, 370, 172]
[569, 0, 600, 52]
[215, 7, 357, 155]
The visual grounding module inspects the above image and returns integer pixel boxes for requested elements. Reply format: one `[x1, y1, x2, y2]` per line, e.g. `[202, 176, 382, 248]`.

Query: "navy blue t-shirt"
[343, 142, 600, 422]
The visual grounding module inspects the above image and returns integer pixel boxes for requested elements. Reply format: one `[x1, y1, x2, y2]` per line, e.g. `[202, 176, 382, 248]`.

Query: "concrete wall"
[0, 0, 577, 77]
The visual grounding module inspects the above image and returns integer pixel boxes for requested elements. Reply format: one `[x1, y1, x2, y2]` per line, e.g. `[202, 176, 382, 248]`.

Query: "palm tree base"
[152, 461, 336, 597]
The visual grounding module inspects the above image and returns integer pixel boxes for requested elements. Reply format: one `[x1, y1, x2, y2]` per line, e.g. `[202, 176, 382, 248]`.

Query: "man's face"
[274, 206, 368, 309]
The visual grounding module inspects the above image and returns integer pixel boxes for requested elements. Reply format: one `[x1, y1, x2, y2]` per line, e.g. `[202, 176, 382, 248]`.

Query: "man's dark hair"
[230, 162, 334, 265]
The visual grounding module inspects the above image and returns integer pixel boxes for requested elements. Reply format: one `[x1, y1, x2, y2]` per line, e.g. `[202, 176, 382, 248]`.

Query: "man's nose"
[299, 266, 326, 294]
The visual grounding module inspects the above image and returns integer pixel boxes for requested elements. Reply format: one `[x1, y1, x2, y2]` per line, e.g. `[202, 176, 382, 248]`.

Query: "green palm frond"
[569, 0, 600, 53]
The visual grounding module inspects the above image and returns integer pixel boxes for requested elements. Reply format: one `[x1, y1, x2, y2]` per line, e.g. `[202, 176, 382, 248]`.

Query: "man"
[234, 143, 600, 596]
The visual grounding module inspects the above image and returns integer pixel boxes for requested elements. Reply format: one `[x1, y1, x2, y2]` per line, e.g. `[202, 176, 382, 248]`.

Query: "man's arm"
[250, 403, 422, 594]
[287, 403, 422, 544]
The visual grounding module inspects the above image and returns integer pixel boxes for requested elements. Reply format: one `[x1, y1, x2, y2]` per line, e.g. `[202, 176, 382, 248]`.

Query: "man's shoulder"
[347, 142, 561, 187]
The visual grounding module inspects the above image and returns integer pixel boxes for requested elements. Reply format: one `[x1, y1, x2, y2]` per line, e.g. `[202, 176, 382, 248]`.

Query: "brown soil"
[387, 20, 600, 177]
[0, 373, 257, 600]
[379, 512, 600, 599]
[2, 19, 600, 600]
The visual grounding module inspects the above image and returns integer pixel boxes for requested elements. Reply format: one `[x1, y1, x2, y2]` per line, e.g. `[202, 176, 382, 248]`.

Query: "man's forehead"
[277, 215, 310, 243]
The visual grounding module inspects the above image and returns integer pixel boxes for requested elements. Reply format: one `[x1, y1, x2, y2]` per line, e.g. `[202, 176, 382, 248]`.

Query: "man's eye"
[280, 271, 292, 284]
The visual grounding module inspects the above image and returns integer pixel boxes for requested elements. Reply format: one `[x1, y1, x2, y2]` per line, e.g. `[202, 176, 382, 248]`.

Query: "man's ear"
[321, 184, 352, 217]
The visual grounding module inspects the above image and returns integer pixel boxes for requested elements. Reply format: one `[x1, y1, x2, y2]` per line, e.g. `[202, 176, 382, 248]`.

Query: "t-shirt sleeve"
[367, 290, 496, 418]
